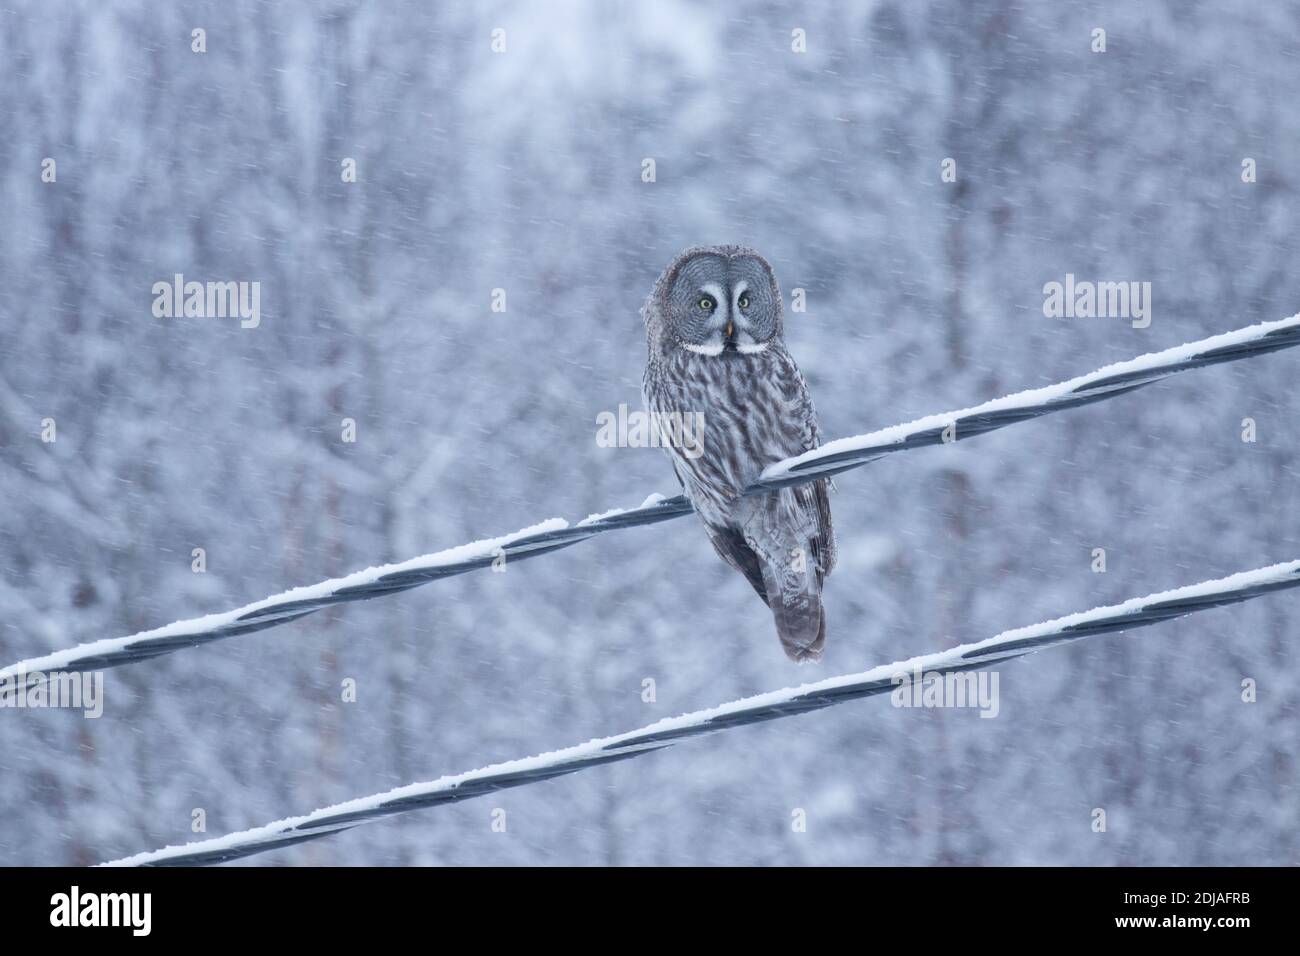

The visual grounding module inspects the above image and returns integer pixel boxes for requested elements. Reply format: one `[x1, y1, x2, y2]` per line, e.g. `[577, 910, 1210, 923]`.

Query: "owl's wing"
[784, 357, 837, 582]
[794, 479, 835, 584]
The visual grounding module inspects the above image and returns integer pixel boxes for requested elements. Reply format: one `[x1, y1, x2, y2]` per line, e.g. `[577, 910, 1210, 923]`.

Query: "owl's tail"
[761, 559, 827, 663]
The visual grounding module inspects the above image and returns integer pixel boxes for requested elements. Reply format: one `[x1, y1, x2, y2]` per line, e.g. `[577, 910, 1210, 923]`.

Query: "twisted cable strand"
[101, 558, 1300, 866]
[5, 313, 1298, 689]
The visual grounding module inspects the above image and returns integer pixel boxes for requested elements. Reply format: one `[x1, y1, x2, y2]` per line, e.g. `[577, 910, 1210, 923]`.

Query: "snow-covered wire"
[5, 313, 1299, 692]
[102, 558, 1300, 866]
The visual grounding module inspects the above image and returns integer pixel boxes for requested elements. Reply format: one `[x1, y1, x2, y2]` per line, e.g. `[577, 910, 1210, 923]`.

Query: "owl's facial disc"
[667, 251, 781, 357]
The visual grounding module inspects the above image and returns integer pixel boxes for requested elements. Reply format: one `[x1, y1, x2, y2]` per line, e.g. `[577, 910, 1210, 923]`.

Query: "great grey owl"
[642, 245, 836, 662]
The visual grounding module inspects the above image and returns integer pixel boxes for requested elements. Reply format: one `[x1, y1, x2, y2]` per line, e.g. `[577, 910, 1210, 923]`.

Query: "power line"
[4, 313, 1298, 692]
[101, 558, 1300, 866]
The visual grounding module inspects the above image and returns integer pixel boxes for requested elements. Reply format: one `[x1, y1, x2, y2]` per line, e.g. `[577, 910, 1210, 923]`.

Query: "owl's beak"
[725, 321, 734, 338]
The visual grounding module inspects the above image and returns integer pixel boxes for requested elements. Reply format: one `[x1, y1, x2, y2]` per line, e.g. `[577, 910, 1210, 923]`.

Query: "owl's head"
[645, 245, 784, 358]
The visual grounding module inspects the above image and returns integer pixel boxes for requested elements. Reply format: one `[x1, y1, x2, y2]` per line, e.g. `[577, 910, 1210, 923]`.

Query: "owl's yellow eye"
[738, 295, 751, 309]
[698, 296, 716, 311]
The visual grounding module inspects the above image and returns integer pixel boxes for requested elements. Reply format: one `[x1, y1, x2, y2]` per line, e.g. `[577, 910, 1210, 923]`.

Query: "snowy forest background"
[2, 0, 1298, 866]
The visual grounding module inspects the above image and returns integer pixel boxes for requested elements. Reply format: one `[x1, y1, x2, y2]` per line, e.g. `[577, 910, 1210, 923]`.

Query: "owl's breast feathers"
[642, 342, 837, 579]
